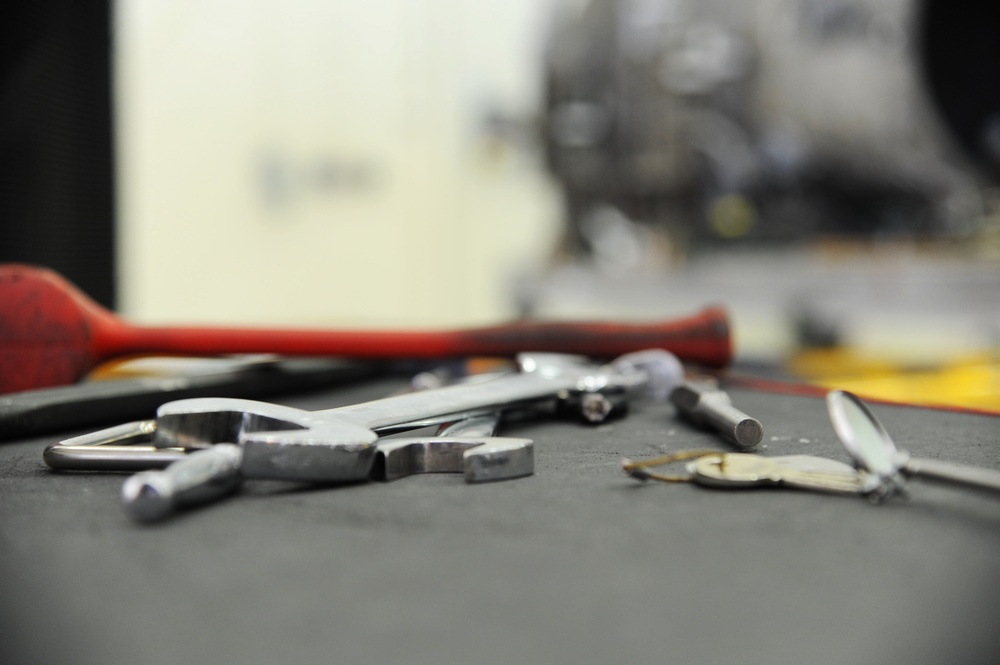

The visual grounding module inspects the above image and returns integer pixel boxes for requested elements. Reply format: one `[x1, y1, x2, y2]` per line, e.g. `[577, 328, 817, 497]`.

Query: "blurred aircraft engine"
[543, 0, 999, 253]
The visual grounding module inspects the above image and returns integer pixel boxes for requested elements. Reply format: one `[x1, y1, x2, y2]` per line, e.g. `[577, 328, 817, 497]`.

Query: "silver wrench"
[120, 413, 524, 522]
[46, 350, 681, 520]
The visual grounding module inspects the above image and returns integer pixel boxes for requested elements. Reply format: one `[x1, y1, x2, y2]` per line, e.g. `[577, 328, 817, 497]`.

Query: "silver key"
[687, 453, 865, 495]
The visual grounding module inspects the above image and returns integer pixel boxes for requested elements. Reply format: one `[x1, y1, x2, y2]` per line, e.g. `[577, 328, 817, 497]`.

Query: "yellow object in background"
[789, 348, 1000, 413]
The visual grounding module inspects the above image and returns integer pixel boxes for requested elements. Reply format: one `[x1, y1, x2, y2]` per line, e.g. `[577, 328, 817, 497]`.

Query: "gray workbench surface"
[2, 378, 998, 664]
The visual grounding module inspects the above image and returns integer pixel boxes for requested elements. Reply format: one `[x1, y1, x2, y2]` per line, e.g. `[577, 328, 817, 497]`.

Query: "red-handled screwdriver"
[0, 264, 732, 394]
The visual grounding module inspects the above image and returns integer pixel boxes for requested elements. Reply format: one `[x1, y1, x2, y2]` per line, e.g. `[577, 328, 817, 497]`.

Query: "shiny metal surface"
[375, 435, 533, 483]
[688, 453, 865, 495]
[372, 412, 535, 483]
[903, 457, 1000, 493]
[57, 419, 158, 446]
[45, 351, 680, 522]
[375, 411, 534, 483]
[827, 389, 1000, 499]
[151, 351, 666, 483]
[44, 444, 187, 471]
[670, 382, 763, 448]
[120, 443, 243, 522]
[827, 389, 915, 500]
[43, 420, 187, 471]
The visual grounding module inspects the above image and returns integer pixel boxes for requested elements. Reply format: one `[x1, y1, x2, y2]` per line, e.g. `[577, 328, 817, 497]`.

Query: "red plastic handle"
[96, 307, 731, 368]
[0, 263, 732, 393]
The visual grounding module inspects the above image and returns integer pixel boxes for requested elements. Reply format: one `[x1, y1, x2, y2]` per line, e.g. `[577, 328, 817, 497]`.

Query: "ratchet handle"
[120, 444, 243, 522]
[108, 307, 732, 368]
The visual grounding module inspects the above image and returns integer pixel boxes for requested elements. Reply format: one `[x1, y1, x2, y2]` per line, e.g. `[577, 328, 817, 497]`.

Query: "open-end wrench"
[120, 413, 528, 521]
[46, 349, 682, 521]
[372, 412, 534, 484]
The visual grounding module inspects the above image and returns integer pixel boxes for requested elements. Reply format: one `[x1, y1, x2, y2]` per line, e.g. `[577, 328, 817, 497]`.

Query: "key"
[688, 453, 865, 495]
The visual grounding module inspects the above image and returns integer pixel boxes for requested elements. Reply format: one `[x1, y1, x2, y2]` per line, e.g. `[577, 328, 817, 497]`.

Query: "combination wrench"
[45, 350, 683, 520]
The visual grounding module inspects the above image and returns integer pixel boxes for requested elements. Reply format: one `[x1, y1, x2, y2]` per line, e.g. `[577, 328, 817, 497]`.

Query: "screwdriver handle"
[100, 307, 732, 369]
[0, 263, 732, 393]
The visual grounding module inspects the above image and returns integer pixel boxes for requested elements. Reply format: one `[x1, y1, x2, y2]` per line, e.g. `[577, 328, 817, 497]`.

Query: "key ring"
[620, 450, 722, 483]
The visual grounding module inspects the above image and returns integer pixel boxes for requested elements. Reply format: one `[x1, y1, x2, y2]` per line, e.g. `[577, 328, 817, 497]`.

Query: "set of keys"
[624, 390, 1000, 501]
[623, 450, 871, 494]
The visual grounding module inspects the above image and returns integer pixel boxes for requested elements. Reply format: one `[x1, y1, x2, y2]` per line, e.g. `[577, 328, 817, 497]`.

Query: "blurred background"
[2, 0, 1000, 409]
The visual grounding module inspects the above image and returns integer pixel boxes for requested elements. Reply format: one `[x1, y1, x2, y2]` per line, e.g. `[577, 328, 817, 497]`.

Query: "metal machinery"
[543, 0, 1000, 254]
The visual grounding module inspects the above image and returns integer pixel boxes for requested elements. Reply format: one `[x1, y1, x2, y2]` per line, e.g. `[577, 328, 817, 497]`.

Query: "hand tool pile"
[4, 264, 996, 525]
[44, 350, 683, 522]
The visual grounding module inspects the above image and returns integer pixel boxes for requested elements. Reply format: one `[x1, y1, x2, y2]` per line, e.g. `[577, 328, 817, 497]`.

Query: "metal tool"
[119, 414, 523, 522]
[670, 380, 763, 448]
[0, 357, 380, 441]
[43, 419, 179, 471]
[373, 413, 533, 483]
[121, 444, 243, 522]
[827, 390, 1000, 500]
[47, 350, 681, 521]
[622, 451, 865, 495]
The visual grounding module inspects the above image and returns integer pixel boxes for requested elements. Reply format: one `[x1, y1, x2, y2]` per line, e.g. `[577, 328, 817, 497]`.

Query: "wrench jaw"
[463, 438, 534, 483]
[153, 398, 312, 450]
[373, 436, 534, 483]
[240, 424, 378, 482]
[153, 397, 379, 483]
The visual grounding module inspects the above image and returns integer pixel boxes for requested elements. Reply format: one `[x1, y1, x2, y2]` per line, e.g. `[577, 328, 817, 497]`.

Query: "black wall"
[0, 0, 116, 308]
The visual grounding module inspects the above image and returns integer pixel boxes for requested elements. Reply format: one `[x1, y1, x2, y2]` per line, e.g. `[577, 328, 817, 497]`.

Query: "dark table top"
[2, 376, 999, 665]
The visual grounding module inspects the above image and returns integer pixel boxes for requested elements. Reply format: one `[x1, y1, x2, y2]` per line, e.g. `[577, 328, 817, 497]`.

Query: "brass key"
[688, 453, 865, 495]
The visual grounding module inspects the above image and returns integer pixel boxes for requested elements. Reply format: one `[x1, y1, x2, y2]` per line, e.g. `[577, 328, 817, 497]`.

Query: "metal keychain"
[686, 453, 865, 494]
[624, 392, 1000, 502]
[622, 450, 866, 495]
[827, 390, 1000, 501]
